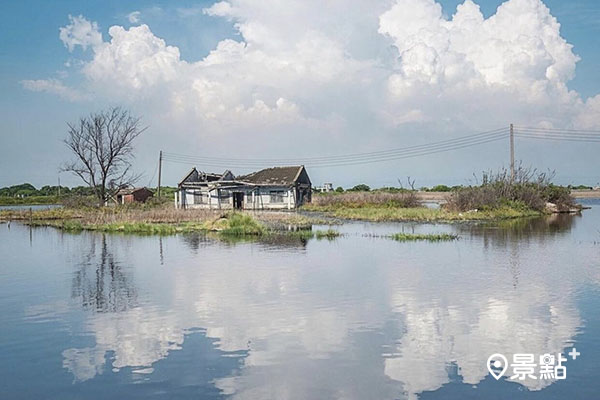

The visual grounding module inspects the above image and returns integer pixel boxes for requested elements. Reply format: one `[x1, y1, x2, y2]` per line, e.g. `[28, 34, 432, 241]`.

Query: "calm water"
[1, 201, 599, 399]
[0, 204, 62, 211]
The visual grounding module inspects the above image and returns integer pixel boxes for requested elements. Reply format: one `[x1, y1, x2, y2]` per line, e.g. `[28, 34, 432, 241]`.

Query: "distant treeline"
[0, 183, 179, 206]
[315, 183, 596, 194]
[0, 183, 96, 197]
[1, 181, 595, 199]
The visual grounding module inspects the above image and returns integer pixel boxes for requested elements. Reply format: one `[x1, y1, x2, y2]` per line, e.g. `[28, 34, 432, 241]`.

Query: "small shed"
[115, 187, 154, 204]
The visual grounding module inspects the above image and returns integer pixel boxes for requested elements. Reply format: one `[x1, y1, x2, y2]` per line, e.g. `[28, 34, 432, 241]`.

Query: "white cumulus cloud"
[380, 0, 579, 91]
[378, 0, 584, 127]
[59, 14, 103, 52]
[23, 1, 600, 157]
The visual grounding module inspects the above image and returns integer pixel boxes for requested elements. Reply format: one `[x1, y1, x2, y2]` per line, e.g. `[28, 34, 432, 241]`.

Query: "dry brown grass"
[1, 205, 327, 229]
[80, 207, 220, 225]
[309, 191, 420, 209]
[0, 205, 221, 224]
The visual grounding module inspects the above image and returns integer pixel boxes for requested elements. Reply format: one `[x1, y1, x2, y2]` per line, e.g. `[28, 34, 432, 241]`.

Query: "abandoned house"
[115, 187, 154, 204]
[175, 166, 312, 210]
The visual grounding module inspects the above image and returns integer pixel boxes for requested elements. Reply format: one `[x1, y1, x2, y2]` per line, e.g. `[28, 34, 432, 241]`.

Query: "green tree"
[349, 184, 370, 192]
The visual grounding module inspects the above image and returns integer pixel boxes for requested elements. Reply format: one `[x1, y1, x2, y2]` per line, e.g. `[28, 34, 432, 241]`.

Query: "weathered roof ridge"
[237, 166, 305, 186]
[116, 187, 152, 195]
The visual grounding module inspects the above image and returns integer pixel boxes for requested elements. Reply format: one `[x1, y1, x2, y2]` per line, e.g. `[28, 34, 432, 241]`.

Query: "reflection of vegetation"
[466, 213, 576, 233]
[315, 229, 341, 240]
[390, 233, 458, 242]
[180, 232, 211, 252]
[457, 213, 578, 248]
[71, 234, 137, 313]
[181, 231, 314, 250]
[179, 227, 342, 251]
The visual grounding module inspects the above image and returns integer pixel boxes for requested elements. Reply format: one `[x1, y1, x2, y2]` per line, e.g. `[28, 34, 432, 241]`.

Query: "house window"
[270, 190, 285, 203]
[193, 191, 204, 204]
[218, 191, 231, 203]
[247, 192, 254, 200]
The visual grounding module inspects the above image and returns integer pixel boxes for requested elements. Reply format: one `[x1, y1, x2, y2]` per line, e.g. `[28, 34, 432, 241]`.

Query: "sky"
[1, 0, 600, 189]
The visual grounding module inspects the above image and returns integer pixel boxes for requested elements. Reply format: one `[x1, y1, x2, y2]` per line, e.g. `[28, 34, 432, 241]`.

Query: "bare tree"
[62, 107, 146, 205]
[406, 176, 416, 191]
[397, 177, 417, 191]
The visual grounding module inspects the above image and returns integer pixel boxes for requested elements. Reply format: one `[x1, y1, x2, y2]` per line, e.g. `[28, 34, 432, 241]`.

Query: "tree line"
[0, 183, 97, 198]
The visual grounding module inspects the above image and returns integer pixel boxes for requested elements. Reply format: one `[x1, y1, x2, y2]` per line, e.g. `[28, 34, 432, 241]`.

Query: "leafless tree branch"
[62, 107, 146, 205]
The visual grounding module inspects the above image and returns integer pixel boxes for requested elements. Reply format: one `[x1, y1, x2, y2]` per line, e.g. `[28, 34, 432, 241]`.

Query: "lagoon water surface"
[1, 201, 599, 399]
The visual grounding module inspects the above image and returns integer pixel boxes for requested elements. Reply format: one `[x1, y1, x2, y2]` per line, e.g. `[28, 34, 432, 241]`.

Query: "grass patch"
[24, 211, 266, 236]
[203, 212, 266, 236]
[390, 233, 458, 242]
[0, 207, 81, 221]
[27, 220, 207, 235]
[304, 205, 540, 222]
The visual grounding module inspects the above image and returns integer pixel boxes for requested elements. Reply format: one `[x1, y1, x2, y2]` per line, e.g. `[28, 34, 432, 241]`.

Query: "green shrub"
[430, 185, 452, 192]
[445, 167, 575, 212]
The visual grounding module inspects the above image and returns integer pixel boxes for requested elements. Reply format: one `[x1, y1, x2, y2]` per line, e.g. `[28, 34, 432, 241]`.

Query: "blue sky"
[1, 0, 599, 188]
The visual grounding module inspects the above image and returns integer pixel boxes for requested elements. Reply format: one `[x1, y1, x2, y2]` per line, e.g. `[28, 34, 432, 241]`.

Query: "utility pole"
[58, 174, 61, 197]
[157, 150, 162, 198]
[510, 123, 515, 182]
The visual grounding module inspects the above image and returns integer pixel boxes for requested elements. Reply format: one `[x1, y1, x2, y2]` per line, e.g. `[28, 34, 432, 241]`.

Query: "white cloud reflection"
[51, 225, 591, 399]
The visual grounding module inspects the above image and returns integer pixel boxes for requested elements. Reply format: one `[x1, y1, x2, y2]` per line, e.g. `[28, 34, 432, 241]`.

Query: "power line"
[516, 132, 600, 139]
[514, 126, 600, 134]
[307, 135, 507, 168]
[163, 128, 507, 162]
[162, 128, 508, 168]
[514, 134, 600, 143]
[147, 162, 158, 187]
[162, 135, 507, 167]
[514, 130, 600, 139]
[514, 127, 600, 143]
[162, 130, 508, 168]
[157, 123, 600, 175]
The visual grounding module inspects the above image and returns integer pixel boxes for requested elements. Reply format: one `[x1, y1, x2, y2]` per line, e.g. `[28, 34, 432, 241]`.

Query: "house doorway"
[233, 192, 244, 209]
